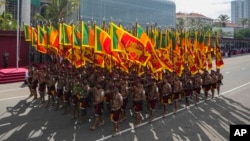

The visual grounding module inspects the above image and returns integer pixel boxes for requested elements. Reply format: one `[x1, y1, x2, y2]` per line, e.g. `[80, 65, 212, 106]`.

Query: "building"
[176, 12, 213, 29]
[79, 0, 176, 29]
[231, 0, 244, 24]
[231, 0, 250, 25]
[244, 0, 250, 20]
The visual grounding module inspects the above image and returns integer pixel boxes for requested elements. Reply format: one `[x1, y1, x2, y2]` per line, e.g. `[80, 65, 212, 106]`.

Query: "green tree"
[234, 28, 250, 39]
[217, 14, 230, 27]
[239, 18, 248, 28]
[0, 12, 17, 30]
[34, 0, 80, 27]
[176, 18, 185, 31]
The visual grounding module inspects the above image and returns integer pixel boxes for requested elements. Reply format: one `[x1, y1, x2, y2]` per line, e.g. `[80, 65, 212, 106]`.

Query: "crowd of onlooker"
[220, 46, 250, 57]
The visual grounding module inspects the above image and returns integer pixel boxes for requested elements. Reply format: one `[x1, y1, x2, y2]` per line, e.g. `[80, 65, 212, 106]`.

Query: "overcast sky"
[174, 0, 232, 20]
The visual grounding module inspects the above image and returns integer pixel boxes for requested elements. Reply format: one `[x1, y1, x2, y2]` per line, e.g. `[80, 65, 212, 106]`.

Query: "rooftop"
[176, 12, 213, 20]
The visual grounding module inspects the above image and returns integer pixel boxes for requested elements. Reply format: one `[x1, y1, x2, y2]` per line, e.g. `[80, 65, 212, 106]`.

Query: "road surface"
[0, 55, 250, 141]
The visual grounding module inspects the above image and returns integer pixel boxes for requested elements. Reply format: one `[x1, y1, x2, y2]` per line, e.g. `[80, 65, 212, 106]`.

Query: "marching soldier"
[71, 78, 82, 120]
[147, 78, 159, 122]
[90, 84, 105, 130]
[79, 80, 90, 123]
[132, 81, 146, 128]
[160, 77, 172, 117]
[30, 67, 39, 100]
[193, 72, 202, 105]
[38, 67, 47, 103]
[210, 70, 218, 99]
[172, 73, 182, 114]
[202, 70, 212, 100]
[54, 74, 65, 111]
[63, 74, 72, 115]
[104, 78, 114, 112]
[182, 72, 193, 109]
[119, 78, 129, 122]
[216, 68, 223, 96]
[110, 87, 123, 136]
[46, 69, 56, 108]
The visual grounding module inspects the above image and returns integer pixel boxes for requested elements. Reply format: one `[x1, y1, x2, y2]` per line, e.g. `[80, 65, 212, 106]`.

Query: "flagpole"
[80, 16, 84, 68]
[16, 0, 20, 70]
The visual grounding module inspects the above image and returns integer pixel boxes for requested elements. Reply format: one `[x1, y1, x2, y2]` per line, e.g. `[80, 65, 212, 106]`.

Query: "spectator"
[3, 51, 9, 68]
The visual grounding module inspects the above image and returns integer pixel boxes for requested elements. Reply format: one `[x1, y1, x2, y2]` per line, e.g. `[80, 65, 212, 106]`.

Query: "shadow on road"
[0, 94, 250, 141]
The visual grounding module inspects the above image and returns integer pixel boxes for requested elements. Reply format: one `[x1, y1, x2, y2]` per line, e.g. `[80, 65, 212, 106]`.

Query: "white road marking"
[220, 82, 250, 95]
[0, 122, 11, 127]
[96, 82, 250, 141]
[0, 95, 27, 101]
[0, 88, 26, 93]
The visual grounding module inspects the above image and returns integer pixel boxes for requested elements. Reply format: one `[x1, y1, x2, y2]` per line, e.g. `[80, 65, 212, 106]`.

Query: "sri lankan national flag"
[46, 25, 59, 53]
[37, 25, 47, 46]
[215, 35, 224, 68]
[63, 23, 73, 46]
[31, 28, 37, 49]
[81, 21, 94, 48]
[110, 22, 124, 52]
[136, 24, 163, 73]
[37, 25, 47, 54]
[95, 25, 112, 55]
[72, 24, 81, 49]
[24, 24, 32, 41]
[110, 22, 150, 66]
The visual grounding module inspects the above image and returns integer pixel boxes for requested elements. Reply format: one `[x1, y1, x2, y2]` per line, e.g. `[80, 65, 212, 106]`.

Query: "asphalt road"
[0, 55, 250, 141]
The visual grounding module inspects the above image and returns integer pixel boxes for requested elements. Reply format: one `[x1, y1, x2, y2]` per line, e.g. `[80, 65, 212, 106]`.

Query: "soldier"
[46, 70, 56, 108]
[63, 75, 72, 115]
[216, 68, 223, 96]
[182, 72, 193, 109]
[38, 67, 47, 103]
[193, 72, 202, 105]
[110, 87, 123, 136]
[160, 77, 172, 117]
[210, 70, 218, 99]
[54, 74, 65, 111]
[147, 78, 159, 122]
[27, 66, 33, 97]
[90, 84, 105, 130]
[71, 78, 82, 120]
[79, 80, 90, 123]
[172, 73, 182, 114]
[202, 70, 212, 100]
[119, 78, 129, 122]
[104, 78, 114, 112]
[132, 81, 145, 128]
[30, 67, 39, 100]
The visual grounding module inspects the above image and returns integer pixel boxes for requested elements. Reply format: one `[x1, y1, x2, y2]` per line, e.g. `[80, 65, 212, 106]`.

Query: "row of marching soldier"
[25, 61, 223, 136]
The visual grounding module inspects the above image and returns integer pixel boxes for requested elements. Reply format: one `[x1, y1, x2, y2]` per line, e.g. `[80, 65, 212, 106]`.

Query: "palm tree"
[217, 14, 230, 27]
[34, 0, 80, 27]
[239, 18, 249, 28]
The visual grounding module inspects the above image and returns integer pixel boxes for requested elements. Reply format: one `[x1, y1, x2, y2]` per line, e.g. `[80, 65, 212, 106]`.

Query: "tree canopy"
[217, 14, 230, 27]
[34, 0, 80, 28]
[0, 12, 17, 30]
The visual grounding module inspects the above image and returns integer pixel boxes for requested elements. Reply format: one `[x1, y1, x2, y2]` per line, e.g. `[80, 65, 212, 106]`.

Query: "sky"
[174, 0, 232, 20]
